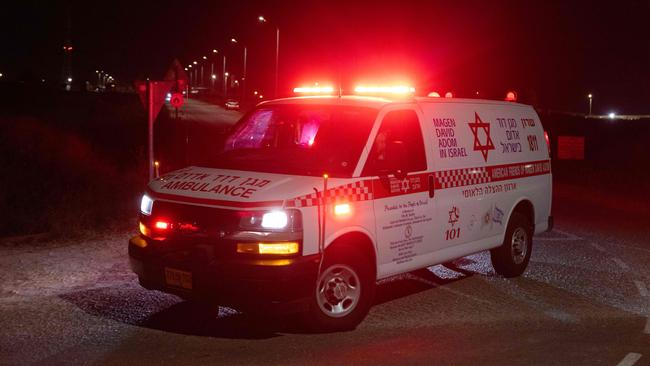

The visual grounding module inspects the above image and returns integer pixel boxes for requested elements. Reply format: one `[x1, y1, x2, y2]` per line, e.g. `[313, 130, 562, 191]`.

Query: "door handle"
[428, 174, 435, 198]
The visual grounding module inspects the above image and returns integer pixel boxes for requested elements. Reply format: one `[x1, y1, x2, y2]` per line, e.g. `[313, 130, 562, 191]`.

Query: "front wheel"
[303, 249, 375, 332]
[490, 212, 533, 278]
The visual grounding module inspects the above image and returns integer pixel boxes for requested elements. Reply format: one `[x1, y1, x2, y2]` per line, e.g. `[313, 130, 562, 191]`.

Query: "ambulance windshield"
[214, 105, 377, 177]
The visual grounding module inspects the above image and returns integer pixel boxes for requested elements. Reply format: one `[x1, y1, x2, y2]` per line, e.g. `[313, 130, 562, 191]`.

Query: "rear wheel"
[490, 212, 533, 278]
[303, 249, 375, 332]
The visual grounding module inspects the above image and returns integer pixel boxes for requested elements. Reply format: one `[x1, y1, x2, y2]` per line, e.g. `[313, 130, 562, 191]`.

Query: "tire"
[302, 248, 375, 332]
[490, 212, 533, 278]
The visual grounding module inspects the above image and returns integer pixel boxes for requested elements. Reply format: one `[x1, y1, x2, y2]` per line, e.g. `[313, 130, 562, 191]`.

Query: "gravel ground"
[1, 185, 649, 365]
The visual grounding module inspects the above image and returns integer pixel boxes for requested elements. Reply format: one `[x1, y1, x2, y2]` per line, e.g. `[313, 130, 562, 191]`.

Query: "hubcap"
[316, 264, 361, 318]
[511, 227, 528, 264]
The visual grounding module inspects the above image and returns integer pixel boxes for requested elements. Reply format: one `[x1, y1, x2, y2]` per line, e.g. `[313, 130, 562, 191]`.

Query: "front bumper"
[128, 235, 319, 313]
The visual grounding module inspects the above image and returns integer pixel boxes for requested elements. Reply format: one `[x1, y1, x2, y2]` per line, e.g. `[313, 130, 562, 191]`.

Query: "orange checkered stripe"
[286, 180, 373, 208]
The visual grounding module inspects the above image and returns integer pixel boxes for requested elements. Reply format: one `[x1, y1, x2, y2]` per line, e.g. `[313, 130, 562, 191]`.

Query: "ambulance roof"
[259, 95, 531, 109]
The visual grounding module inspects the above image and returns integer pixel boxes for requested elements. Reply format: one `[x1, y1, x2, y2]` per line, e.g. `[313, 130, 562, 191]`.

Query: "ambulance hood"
[147, 166, 331, 209]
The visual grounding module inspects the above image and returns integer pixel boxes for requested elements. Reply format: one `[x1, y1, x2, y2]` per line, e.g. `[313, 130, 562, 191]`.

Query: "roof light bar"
[293, 86, 335, 94]
[427, 91, 441, 98]
[354, 85, 415, 94]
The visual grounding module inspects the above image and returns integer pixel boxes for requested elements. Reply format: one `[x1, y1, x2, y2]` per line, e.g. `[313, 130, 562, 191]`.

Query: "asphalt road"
[1, 186, 649, 366]
[170, 97, 242, 127]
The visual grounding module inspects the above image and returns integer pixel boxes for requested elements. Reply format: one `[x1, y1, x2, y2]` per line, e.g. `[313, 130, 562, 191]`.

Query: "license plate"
[164, 267, 193, 290]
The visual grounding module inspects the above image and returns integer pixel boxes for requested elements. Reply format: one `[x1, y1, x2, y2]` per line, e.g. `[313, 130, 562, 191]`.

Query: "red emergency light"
[354, 85, 415, 95]
[445, 92, 453, 98]
[155, 221, 170, 230]
[427, 91, 441, 98]
[505, 91, 517, 102]
[293, 86, 335, 94]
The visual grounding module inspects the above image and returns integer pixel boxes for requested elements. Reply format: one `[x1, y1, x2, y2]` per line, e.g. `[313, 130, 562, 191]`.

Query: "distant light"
[505, 91, 517, 102]
[588, 93, 593, 99]
[184, 67, 188, 71]
[428, 91, 440, 98]
[259, 95, 263, 99]
[230, 38, 238, 43]
[475, 91, 480, 95]
[202, 56, 207, 60]
[211, 74, 216, 79]
[258, 15, 267, 23]
[95, 70, 99, 73]
[308, 137, 315, 146]
[294, 86, 335, 94]
[188, 64, 192, 68]
[67, 77, 72, 83]
[0, 73, 3, 78]
[193, 61, 197, 65]
[224, 72, 229, 76]
[234, 80, 239, 84]
[253, 91, 258, 95]
[212, 49, 218, 53]
[444, 91, 453, 98]
[608, 112, 616, 119]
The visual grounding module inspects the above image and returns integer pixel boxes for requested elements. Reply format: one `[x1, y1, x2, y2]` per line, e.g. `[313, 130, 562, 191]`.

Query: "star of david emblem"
[401, 178, 410, 193]
[468, 112, 495, 162]
[448, 206, 460, 227]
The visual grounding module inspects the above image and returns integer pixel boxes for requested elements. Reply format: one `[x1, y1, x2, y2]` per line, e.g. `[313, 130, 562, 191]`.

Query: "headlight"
[239, 209, 301, 232]
[140, 194, 153, 215]
[261, 211, 288, 229]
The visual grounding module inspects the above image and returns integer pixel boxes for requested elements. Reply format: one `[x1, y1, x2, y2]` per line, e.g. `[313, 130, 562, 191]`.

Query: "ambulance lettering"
[433, 117, 468, 159]
[496, 117, 523, 154]
[159, 174, 272, 199]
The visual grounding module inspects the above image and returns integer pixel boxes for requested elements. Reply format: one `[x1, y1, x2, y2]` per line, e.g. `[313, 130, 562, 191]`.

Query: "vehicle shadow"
[59, 258, 484, 339]
[374, 258, 481, 306]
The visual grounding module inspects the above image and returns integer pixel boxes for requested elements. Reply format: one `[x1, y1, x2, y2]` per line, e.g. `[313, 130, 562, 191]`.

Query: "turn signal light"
[139, 222, 152, 237]
[237, 242, 300, 255]
[334, 203, 351, 216]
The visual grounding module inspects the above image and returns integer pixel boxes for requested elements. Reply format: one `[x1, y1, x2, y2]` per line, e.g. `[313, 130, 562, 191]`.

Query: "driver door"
[362, 109, 434, 277]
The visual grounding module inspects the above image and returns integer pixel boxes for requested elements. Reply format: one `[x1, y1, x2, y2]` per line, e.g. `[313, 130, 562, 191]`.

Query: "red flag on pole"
[134, 80, 175, 181]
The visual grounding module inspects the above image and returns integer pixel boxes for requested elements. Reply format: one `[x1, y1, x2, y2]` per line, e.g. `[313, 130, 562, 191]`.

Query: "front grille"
[148, 200, 240, 240]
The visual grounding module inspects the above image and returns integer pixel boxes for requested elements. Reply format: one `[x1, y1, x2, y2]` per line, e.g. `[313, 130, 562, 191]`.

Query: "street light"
[230, 37, 247, 100]
[587, 93, 593, 116]
[258, 15, 280, 98]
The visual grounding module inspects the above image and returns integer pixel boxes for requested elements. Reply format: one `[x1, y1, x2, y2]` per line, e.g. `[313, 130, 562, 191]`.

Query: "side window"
[362, 110, 426, 176]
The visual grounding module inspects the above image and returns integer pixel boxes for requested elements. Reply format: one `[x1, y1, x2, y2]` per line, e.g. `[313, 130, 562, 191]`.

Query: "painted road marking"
[644, 317, 650, 335]
[616, 353, 642, 366]
[633, 280, 649, 297]
[589, 241, 607, 252]
[611, 258, 630, 271]
[536, 229, 583, 242]
[553, 229, 582, 240]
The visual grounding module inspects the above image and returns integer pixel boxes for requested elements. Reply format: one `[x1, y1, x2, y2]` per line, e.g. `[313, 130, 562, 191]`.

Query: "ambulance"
[129, 87, 552, 331]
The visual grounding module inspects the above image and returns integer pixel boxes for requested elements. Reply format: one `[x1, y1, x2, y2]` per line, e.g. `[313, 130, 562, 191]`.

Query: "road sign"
[170, 93, 184, 108]
[134, 80, 174, 121]
[165, 59, 189, 92]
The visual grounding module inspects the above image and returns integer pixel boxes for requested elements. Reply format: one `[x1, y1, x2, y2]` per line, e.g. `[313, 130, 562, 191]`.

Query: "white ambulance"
[129, 90, 552, 331]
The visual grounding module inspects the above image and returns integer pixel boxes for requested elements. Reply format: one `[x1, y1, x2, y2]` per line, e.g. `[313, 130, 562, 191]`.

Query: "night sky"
[3, 0, 649, 114]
